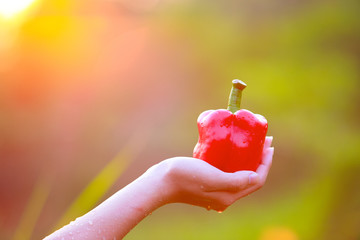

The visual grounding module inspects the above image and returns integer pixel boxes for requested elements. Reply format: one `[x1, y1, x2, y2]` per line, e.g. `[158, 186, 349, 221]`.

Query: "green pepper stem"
[227, 79, 247, 113]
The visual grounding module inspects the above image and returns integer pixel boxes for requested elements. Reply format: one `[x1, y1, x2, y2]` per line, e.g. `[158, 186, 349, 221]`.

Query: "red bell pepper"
[193, 80, 268, 172]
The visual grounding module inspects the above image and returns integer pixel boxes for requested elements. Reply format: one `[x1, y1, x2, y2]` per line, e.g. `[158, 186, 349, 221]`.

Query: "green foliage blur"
[0, 0, 359, 240]
[125, 1, 360, 240]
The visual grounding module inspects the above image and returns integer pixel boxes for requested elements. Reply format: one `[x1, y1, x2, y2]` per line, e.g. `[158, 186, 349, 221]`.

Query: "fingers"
[256, 147, 274, 185]
[207, 144, 274, 210]
[257, 135, 274, 185]
[226, 146, 274, 199]
[166, 138, 275, 211]
[193, 135, 274, 194]
[264, 136, 273, 149]
[203, 171, 258, 192]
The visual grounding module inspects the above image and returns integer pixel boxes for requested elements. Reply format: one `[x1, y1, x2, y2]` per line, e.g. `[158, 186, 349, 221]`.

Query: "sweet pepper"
[193, 80, 268, 172]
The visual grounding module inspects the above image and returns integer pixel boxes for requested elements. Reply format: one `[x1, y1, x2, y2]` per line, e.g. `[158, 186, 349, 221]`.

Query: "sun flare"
[0, 0, 37, 18]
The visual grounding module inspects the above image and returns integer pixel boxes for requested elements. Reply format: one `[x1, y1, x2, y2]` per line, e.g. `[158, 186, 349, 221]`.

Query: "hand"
[157, 136, 274, 212]
[44, 137, 273, 240]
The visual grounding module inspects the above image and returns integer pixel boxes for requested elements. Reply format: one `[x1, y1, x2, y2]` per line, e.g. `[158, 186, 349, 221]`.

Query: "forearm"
[44, 165, 169, 240]
[43, 148, 273, 240]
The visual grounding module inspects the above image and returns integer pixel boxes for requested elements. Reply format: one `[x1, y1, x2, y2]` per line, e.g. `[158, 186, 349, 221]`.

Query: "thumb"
[204, 171, 258, 192]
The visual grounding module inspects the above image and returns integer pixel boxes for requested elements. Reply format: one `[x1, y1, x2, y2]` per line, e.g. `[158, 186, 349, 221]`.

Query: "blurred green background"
[0, 0, 359, 239]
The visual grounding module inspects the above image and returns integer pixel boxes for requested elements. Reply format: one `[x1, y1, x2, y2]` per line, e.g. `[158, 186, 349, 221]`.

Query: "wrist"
[155, 157, 189, 204]
[87, 165, 172, 238]
[134, 161, 174, 209]
[143, 159, 180, 205]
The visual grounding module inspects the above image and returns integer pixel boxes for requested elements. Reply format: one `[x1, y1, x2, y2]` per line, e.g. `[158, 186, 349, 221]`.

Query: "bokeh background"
[0, 0, 359, 239]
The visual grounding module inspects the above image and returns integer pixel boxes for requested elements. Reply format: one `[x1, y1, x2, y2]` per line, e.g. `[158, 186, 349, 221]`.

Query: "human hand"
[43, 137, 273, 240]
[156, 136, 274, 212]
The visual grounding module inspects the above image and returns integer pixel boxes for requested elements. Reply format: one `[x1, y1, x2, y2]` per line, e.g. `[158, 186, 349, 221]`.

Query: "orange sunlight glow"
[0, 0, 37, 18]
[260, 226, 299, 240]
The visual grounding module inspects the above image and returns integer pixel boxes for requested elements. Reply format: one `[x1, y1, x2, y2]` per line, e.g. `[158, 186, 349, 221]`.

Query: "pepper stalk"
[227, 79, 247, 113]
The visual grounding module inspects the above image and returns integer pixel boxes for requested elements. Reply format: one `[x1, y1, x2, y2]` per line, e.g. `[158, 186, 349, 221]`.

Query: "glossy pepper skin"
[193, 80, 268, 173]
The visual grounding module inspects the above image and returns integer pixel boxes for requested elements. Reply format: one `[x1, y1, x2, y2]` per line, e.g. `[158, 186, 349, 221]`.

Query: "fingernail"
[270, 147, 275, 155]
[248, 173, 258, 185]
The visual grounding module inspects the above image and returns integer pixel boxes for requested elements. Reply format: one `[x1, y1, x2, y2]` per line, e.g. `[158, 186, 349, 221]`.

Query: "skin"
[44, 136, 274, 240]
